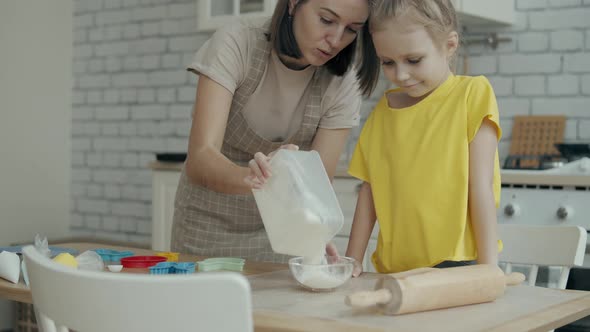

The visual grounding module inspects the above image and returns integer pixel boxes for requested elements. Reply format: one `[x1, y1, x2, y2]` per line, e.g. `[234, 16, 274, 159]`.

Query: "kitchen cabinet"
[151, 165, 182, 251]
[150, 162, 377, 271]
[452, 0, 514, 26]
[196, 0, 277, 31]
[197, 0, 514, 32]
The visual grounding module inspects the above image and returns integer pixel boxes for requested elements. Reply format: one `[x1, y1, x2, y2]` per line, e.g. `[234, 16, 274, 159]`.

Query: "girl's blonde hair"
[370, 0, 459, 47]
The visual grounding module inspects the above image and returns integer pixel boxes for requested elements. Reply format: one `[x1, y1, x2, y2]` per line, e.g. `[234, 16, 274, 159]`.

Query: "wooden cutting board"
[248, 270, 589, 332]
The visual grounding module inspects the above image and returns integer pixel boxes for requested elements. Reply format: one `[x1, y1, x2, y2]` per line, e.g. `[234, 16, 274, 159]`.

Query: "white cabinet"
[198, 0, 513, 32]
[151, 168, 181, 251]
[197, 0, 277, 31]
[452, 0, 514, 26]
[150, 165, 377, 272]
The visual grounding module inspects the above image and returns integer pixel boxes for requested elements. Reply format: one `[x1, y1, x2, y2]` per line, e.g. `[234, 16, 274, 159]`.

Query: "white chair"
[22, 245, 253, 332]
[498, 224, 587, 289]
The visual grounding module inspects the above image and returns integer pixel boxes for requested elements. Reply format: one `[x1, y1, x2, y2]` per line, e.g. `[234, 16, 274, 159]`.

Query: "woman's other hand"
[325, 242, 339, 257]
[244, 144, 299, 189]
[326, 242, 346, 264]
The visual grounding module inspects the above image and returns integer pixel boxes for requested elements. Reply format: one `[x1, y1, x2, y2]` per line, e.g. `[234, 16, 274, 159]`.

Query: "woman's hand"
[244, 144, 299, 189]
[325, 242, 339, 257]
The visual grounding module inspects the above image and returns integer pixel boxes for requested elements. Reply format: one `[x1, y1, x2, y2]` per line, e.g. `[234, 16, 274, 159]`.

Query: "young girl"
[346, 0, 502, 276]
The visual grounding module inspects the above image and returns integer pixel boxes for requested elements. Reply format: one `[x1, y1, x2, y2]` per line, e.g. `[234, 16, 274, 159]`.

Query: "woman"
[171, 0, 379, 263]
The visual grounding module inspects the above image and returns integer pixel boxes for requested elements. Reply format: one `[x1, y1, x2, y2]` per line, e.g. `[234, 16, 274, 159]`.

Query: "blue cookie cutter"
[149, 262, 196, 275]
[92, 248, 134, 263]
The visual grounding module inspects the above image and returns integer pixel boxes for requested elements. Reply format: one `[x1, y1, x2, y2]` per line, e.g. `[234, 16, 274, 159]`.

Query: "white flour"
[265, 207, 330, 259]
[299, 269, 345, 289]
[253, 149, 343, 260]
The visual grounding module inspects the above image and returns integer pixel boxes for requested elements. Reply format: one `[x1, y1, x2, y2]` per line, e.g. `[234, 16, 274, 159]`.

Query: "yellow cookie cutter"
[155, 252, 179, 262]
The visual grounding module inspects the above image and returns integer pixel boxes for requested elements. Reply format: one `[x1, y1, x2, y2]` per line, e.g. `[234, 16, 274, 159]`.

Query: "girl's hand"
[244, 144, 299, 189]
[352, 260, 363, 278]
[324, 242, 363, 276]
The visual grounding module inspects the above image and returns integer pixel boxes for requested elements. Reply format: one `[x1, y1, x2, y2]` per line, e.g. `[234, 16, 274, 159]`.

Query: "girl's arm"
[309, 126, 353, 258]
[346, 182, 377, 276]
[310, 127, 351, 181]
[468, 118, 499, 266]
[185, 75, 253, 194]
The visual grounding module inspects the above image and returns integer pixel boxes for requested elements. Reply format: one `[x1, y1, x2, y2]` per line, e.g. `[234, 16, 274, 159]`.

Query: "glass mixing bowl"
[288, 256, 355, 292]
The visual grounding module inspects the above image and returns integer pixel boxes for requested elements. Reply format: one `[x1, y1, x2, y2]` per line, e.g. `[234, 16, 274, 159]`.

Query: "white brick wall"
[71, 0, 590, 245]
[467, 1, 590, 163]
[515, 75, 546, 95]
[71, 0, 200, 245]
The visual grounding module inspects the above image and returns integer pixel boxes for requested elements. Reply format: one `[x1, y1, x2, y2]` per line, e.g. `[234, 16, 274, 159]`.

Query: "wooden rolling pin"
[345, 264, 525, 315]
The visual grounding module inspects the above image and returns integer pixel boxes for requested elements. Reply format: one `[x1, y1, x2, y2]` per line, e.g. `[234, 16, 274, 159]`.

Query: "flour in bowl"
[299, 270, 346, 289]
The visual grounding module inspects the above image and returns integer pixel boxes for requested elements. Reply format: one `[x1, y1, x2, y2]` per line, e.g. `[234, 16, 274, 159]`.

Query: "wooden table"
[1, 242, 590, 332]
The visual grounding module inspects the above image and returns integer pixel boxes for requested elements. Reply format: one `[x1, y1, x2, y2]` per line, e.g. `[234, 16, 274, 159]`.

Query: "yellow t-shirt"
[348, 75, 502, 273]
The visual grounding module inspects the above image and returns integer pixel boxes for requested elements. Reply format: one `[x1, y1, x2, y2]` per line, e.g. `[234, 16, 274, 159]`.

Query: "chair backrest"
[498, 224, 587, 289]
[22, 246, 253, 332]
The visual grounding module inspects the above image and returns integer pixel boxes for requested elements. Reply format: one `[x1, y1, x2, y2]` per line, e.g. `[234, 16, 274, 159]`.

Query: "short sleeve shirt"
[188, 18, 361, 141]
[348, 75, 502, 273]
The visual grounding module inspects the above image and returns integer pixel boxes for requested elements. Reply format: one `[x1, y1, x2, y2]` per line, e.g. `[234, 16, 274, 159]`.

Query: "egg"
[52, 253, 78, 268]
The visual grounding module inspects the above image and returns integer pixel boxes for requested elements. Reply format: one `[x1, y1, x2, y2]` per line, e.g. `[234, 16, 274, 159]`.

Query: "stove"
[499, 157, 590, 268]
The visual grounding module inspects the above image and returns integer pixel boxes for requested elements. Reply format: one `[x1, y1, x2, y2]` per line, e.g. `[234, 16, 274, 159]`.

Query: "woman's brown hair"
[267, 0, 379, 97]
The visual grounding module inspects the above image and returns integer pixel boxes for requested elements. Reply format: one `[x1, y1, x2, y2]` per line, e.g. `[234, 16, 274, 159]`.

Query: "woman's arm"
[468, 118, 499, 266]
[185, 75, 253, 194]
[346, 182, 377, 276]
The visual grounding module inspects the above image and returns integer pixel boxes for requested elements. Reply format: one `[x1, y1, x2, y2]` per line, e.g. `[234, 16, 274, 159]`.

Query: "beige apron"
[171, 30, 325, 263]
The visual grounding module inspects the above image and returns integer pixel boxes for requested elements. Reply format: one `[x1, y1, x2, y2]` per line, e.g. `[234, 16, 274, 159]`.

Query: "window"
[197, 0, 278, 32]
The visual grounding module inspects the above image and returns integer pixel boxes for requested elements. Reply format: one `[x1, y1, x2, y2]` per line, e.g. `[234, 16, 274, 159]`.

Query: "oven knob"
[504, 204, 520, 217]
[556, 206, 573, 220]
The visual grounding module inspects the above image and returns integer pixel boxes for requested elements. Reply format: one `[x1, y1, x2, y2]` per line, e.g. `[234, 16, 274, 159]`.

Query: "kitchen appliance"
[504, 142, 590, 170]
[503, 115, 565, 170]
[555, 143, 590, 161]
[499, 158, 590, 331]
[499, 158, 590, 269]
[155, 152, 186, 163]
